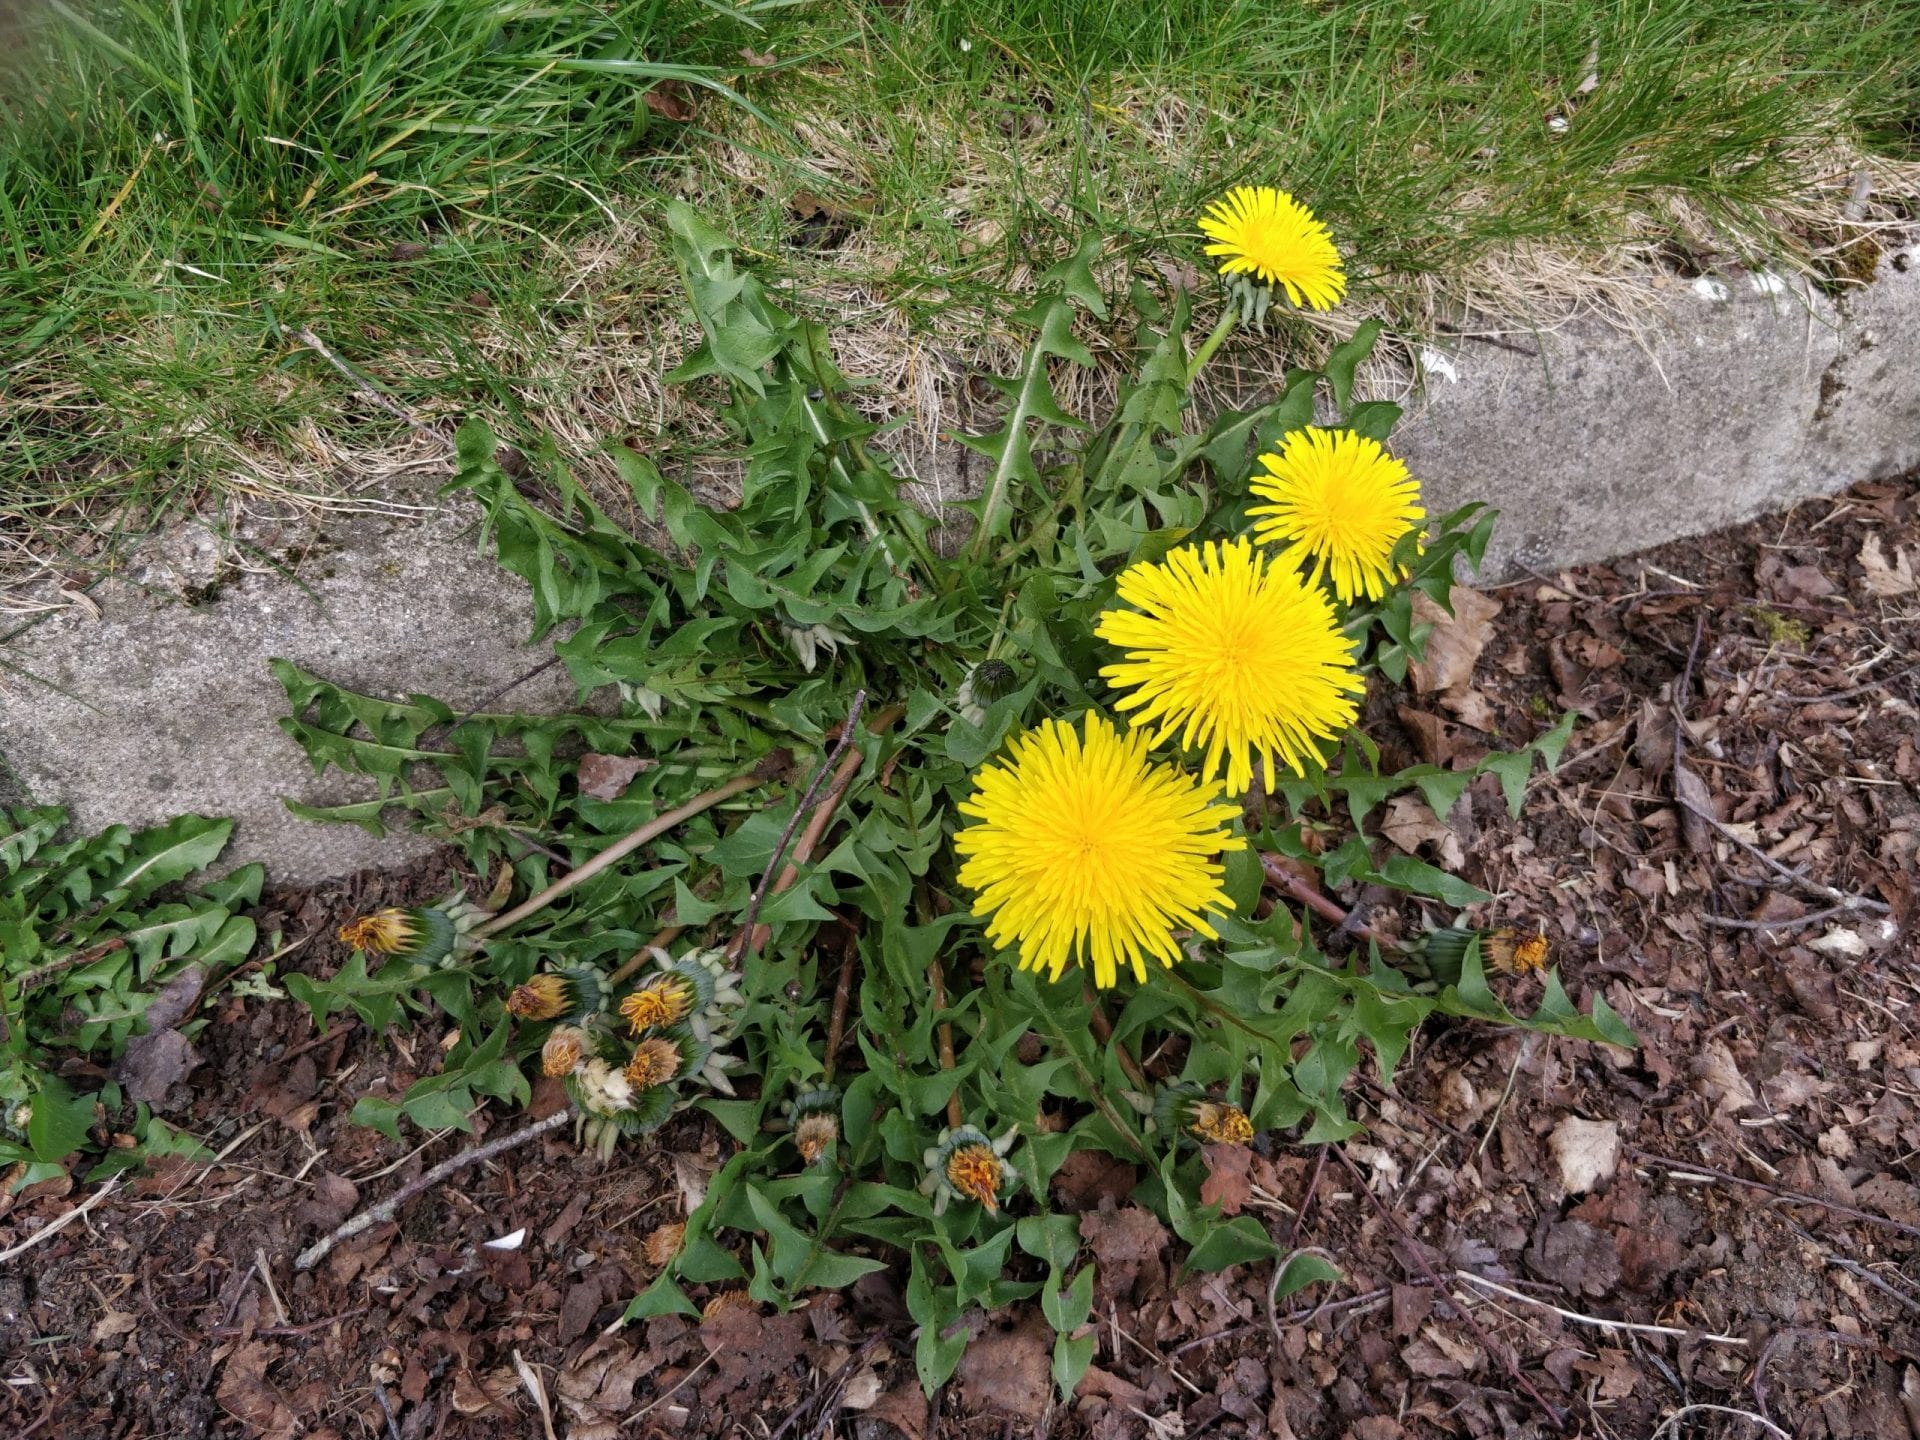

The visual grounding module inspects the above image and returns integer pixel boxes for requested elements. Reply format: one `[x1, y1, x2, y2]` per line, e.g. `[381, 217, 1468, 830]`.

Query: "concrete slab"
[1392, 249, 1920, 576]
[0, 489, 573, 884]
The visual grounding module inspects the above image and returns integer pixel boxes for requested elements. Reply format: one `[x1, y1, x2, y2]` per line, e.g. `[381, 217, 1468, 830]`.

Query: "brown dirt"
[3, 478, 1916, 1440]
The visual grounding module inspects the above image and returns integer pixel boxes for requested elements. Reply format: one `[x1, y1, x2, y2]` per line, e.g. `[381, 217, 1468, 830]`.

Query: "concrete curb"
[3, 252, 1914, 883]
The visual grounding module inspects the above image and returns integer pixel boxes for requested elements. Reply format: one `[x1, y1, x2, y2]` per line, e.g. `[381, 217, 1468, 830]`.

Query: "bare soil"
[3, 477, 1916, 1440]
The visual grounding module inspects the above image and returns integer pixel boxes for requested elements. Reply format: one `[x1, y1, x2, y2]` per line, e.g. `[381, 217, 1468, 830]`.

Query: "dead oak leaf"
[1080, 1206, 1169, 1303]
[1380, 793, 1465, 868]
[217, 1340, 298, 1440]
[577, 752, 653, 801]
[956, 1315, 1054, 1421]
[1693, 1039, 1758, 1116]
[1408, 587, 1502, 696]
[1861, 533, 1918, 596]
[1198, 1142, 1253, 1216]
[1548, 1116, 1620, 1196]
[642, 81, 696, 121]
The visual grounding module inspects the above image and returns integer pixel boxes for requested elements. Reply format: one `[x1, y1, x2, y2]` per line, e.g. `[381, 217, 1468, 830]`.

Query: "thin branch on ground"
[0, 1177, 123, 1263]
[295, 1110, 570, 1272]
[1648, 1402, 1790, 1440]
[1333, 1145, 1568, 1431]
[477, 765, 776, 938]
[730, 690, 866, 960]
[823, 918, 860, 1087]
[1259, 853, 1396, 949]
[1084, 990, 1150, 1091]
[1453, 1270, 1748, 1346]
[1778, 657, 1920, 704]
[1629, 1145, 1920, 1240]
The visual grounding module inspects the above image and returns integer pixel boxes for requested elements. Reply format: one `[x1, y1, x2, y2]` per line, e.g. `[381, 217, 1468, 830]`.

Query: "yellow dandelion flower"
[337, 909, 417, 955]
[1188, 1102, 1255, 1146]
[1199, 186, 1346, 311]
[624, 1035, 683, 1090]
[619, 975, 694, 1034]
[1487, 929, 1551, 975]
[945, 1144, 1007, 1214]
[1250, 427, 1426, 604]
[955, 712, 1244, 989]
[1096, 538, 1364, 793]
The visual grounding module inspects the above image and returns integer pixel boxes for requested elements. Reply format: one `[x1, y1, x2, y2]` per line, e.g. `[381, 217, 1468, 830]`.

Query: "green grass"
[3, 0, 1917, 594]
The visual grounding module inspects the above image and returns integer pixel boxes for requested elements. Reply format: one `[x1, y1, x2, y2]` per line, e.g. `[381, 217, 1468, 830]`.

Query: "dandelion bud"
[509, 972, 574, 1021]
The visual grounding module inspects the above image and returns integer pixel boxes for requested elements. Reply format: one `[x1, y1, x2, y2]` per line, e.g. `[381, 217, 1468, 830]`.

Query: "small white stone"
[484, 1228, 527, 1251]
[1420, 347, 1460, 384]
[1748, 271, 1789, 295]
[1691, 277, 1730, 302]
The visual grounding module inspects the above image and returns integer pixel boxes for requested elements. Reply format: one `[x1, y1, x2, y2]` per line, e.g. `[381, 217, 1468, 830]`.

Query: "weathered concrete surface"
[1393, 247, 1920, 576]
[3, 249, 1915, 886]
[0, 489, 572, 884]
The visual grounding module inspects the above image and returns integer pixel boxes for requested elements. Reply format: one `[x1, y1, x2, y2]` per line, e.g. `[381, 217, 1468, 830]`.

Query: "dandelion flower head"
[1199, 186, 1346, 311]
[1096, 538, 1363, 793]
[955, 712, 1244, 989]
[1250, 427, 1425, 603]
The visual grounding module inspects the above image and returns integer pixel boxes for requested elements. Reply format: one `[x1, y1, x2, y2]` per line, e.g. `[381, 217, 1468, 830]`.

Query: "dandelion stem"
[1083, 985, 1150, 1091]
[475, 769, 770, 938]
[928, 959, 964, 1131]
[1185, 307, 1238, 387]
[823, 918, 860, 1086]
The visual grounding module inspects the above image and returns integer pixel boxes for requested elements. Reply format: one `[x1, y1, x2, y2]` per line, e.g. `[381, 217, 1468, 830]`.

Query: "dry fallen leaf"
[1408, 587, 1502, 696]
[956, 1315, 1053, 1420]
[577, 753, 652, 801]
[1859, 533, 1917, 596]
[1548, 1116, 1620, 1195]
[1198, 1142, 1254, 1216]
[642, 81, 696, 121]
[1379, 793, 1466, 868]
[1694, 1038, 1757, 1115]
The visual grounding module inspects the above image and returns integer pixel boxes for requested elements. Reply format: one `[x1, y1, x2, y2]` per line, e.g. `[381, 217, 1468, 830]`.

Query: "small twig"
[295, 1110, 570, 1272]
[210, 1307, 369, 1338]
[1171, 1284, 1402, 1357]
[477, 768, 772, 938]
[513, 1349, 558, 1440]
[1777, 657, 1920, 705]
[294, 326, 439, 439]
[928, 960, 965, 1132]
[768, 1335, 884, 1440]
[1333, 1146, 1567, 1431]
[1820, 1253, 1920, 1314]
[1453, 1270, 1747, 1346]
[731, 691, 867, 960]
[1285, 1146, 1329, 1251]
[456, 655, 564, 726]
[371, 1373, 403, 1440]
[1259, 854, 1395, 950]
[1084, 988, 1150, 1091]
[1701, 902, 1883, 934]
[0, 1177, 122, 1263]
[1649, 1403, 1790, 1440]
[1630, 1145, 1920, 1240]
[254, 1247, 290, 1327]
[627, 1348, 719, 1421]
[822, 920, 860, 1087]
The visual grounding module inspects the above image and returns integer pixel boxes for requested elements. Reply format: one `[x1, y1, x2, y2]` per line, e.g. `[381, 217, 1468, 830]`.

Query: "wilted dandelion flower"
[625, 1035, 685, 1090]
[1153, 1082, 1256, 1146]
[337, 909, 417, 955]
[1199, 186, 1346, 311]
[1251, 428, 1426, 604]
[1486, 928, 1550, 975]
[336, 894, 489, 967]
[784, 1088, 842, 1167]
[1189, 1102, 1255, 1146]
[619, 973, 697, 1034]
[643, 1221, 686, 1268]
[508, 973, 573, 1021]
[920, 1125, 1019, 1216]
[541, 1025, 589, 1078]
[1096, 539, 1364, 793]
[955, 713, 1244, 989]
